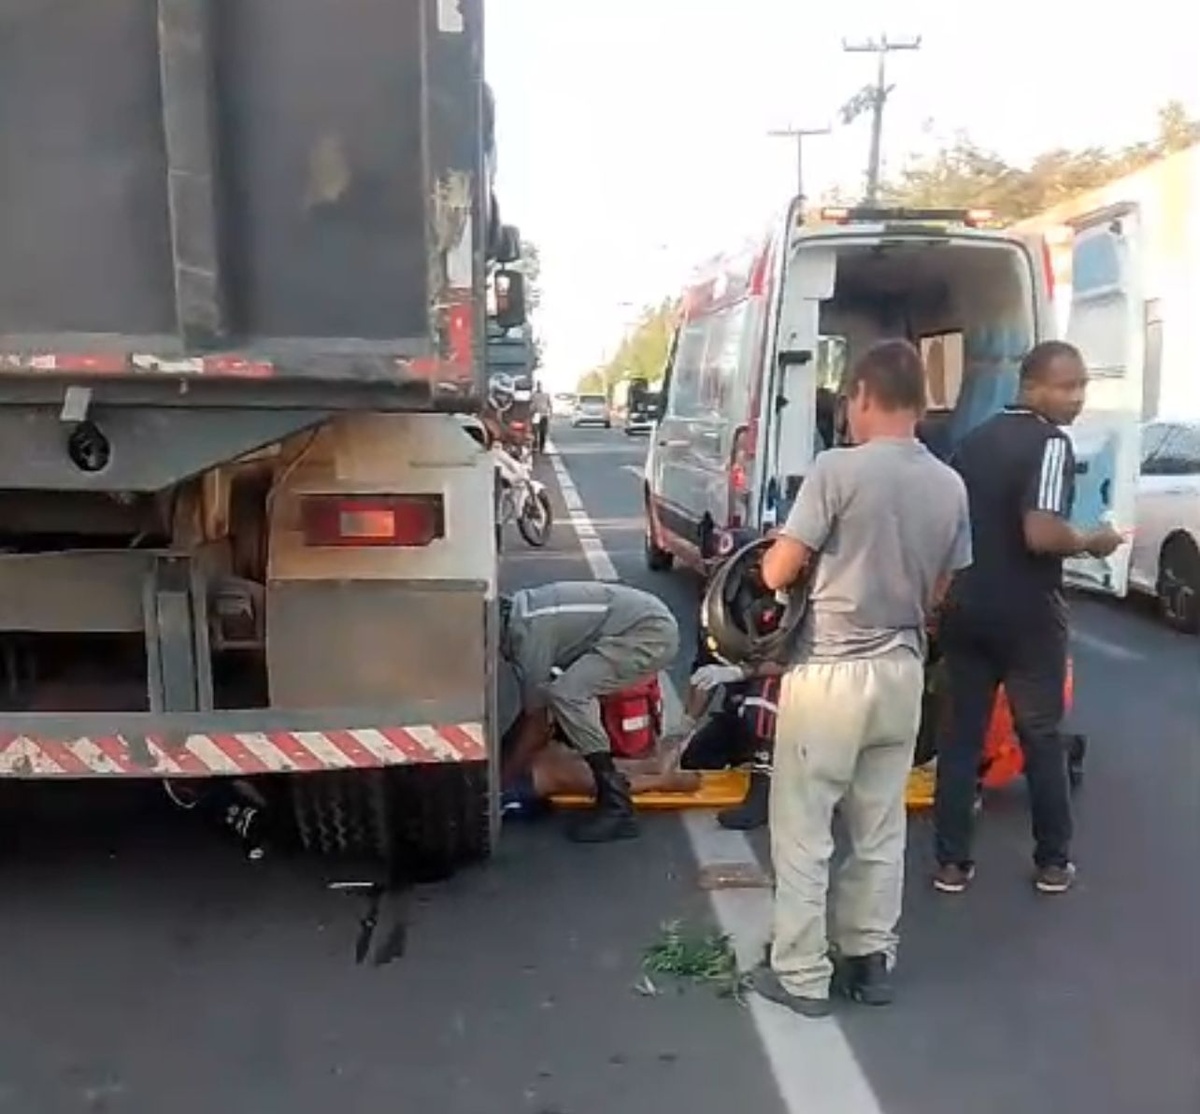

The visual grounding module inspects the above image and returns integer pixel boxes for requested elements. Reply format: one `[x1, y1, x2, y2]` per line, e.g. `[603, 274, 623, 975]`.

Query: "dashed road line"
[545, 439, 618, 581]
[545, 437, 886, 1114]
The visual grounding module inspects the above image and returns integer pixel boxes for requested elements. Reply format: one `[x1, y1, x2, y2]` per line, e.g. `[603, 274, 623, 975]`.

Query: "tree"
[516, 239, 544, 370]
[590, 297, 678, 394]
[518, 239, 542, 313]
[882, 100, 1198, 221]
[576, 369, 605, 394]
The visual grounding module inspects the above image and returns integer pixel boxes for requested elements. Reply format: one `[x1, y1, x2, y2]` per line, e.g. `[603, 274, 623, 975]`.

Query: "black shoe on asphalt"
[750, 964, 831, 1018]
[835, 953, 894, 1007]
[933, 862, 976, 894]
[566, 753, 639, 843]
[1034, 862, 1076, 894]
[717, 769, 770, 831]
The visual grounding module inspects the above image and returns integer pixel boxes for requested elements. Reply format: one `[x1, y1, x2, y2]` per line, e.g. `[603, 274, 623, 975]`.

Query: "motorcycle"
[494, 440, 553, 549]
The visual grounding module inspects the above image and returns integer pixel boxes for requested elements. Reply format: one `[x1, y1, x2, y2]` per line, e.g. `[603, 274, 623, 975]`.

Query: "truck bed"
[0, 0, 485, 401]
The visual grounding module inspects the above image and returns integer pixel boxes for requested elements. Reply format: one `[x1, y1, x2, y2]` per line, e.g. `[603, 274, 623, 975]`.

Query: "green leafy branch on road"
[640, 920, 749, 1003]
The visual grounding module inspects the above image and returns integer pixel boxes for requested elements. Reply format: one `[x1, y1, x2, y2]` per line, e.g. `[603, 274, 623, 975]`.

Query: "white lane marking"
[545, 438, 618, 581]
[622, 463, 645, 481]
[1070, 628, 1143, 662]
[548, 438, 885, 1114]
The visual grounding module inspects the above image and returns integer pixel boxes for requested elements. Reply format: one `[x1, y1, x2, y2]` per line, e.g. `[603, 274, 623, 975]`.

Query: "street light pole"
[842, 34, 922, 203]
[767, 125, 831, 212]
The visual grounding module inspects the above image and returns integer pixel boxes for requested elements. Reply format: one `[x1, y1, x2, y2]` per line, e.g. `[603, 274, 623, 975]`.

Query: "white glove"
[691, 663, 746, 692]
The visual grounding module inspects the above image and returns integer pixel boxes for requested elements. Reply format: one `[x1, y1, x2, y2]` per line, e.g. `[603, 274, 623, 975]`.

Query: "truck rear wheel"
[290, 762, 495, 879]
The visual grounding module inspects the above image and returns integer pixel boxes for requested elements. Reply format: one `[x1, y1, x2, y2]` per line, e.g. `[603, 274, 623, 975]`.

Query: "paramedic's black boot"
[717, 750, 772, 831]
[836, 953, 894, 1006]
[567, 752, 639, 843]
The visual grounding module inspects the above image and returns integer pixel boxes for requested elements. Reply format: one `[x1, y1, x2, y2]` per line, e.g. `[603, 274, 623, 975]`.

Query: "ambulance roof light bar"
[815, 206, 997, 228]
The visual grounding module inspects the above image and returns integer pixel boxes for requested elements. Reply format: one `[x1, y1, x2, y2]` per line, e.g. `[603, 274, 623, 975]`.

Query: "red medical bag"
[600, 676, 664, 759]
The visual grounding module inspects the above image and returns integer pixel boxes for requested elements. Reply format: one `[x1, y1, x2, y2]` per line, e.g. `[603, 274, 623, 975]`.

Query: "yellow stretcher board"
[549, 766, 938, 812]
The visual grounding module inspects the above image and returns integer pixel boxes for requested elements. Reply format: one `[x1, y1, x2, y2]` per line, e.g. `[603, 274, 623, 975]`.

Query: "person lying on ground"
[670, 526, 783, 830]
[498, 581, 680, 844]
[500, 731, 700, 817]
[674, 661, 783, 830]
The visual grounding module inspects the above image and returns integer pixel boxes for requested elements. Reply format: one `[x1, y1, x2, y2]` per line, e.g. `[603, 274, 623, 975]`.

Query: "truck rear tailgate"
[0, 0, 484, 401]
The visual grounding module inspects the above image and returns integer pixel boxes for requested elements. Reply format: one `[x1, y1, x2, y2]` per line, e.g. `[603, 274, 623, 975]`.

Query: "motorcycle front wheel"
[517, 488, 553, 547]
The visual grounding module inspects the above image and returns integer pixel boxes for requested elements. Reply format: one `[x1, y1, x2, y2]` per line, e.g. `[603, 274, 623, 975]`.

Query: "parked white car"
[1128, 419, 1200, 632]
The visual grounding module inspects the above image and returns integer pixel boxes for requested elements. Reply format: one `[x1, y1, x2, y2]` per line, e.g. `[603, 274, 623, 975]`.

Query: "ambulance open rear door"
[1058, 203, 1145, 597]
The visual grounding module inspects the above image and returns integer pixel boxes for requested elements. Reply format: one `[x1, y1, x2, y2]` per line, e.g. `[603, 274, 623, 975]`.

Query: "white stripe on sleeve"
[1036, 438, 1067, 513]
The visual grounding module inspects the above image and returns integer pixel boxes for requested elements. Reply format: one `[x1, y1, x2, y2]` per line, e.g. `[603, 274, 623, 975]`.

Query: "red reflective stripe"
[378, 727, 435, 762]
[440, 723, 487, 760]
[90, 735, 139, 774]
[202, 356, 274, 378]
[207, 734, 274, 775]
[31, 737, 94, 775]
[261, 732, 327, 772]
[148, 735, 210, 776]
[323, 729, 386, 767]
[34, 354, 129, 373]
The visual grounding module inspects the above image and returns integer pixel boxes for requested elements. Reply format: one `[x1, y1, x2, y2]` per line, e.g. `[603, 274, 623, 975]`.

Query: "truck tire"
[290, 762, 495, 879]
[290, 769, 392, 862]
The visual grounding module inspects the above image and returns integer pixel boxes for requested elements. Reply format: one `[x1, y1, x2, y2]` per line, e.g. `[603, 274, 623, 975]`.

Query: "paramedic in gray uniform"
[498, 581, 680, 843]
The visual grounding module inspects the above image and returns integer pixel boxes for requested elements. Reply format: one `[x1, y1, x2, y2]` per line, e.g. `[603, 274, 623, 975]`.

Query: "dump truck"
[0, 0, 527, 872]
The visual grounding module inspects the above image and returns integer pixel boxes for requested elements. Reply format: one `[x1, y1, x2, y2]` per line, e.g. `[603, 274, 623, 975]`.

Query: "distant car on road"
[571, 394, 612, 428]
[552, 391, 576, 417]
[624, 391, 659, 436]
[1129, 419, 1200, 632]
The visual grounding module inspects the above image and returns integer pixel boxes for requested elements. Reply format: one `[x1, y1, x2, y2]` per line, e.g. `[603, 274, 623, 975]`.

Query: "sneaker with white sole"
[933, 863, 976, 894]
[1034, 862, 1076, 894]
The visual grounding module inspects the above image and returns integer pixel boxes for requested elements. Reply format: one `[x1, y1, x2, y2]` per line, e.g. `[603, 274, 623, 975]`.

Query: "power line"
[766, 125, 831, 212]
[841, 34, 922, 203]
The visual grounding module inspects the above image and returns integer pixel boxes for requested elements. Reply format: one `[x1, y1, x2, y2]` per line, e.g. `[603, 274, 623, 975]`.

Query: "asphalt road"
[2, 422, 1196, 1114]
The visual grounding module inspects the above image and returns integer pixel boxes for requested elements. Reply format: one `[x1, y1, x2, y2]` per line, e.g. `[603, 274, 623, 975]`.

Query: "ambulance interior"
[766, 235, 1039, 518]
[817, 238, 1038, 453]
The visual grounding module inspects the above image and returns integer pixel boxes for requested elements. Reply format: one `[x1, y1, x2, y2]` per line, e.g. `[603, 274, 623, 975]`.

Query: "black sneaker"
[835, 953, 894, 1006]
[750, 964, 831, 1018]
[1034, 862, 1076, 894]
[933, 863, 976, 894]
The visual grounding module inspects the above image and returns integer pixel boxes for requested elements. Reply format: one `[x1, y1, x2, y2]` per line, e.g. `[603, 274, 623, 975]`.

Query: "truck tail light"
[301, 495, 445, 548]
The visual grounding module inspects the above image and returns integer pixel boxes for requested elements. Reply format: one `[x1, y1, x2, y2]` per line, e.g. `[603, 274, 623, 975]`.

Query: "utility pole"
[841, 34, 921, 203]
[767, 124, 831, 212]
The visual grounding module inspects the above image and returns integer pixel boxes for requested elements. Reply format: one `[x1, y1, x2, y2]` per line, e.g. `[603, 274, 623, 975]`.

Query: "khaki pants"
[769, 651, 923, 999]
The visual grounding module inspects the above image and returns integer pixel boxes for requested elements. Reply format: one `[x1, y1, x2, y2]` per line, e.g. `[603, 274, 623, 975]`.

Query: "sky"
[485, 0, 1199, 391]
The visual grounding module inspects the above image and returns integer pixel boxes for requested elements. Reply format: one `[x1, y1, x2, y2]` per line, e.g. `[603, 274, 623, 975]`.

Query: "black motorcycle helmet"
[701, 536, 811, 668]
[702, 525, 759, 576]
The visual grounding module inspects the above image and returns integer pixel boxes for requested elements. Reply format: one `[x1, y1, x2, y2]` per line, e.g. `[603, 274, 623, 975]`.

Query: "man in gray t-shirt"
[751, 339, 972, 1018]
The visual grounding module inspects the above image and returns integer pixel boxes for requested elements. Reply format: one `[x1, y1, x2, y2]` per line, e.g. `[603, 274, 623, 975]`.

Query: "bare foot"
[657, 769, 702, 793]
[629, 769, 702, 795]
[655, 734, 691, 774]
